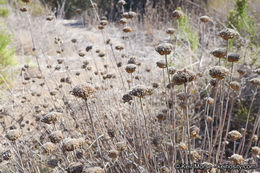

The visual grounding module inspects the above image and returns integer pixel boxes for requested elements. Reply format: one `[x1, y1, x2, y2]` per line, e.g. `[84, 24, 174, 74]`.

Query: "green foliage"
[0, 0, 7, 5]
[0, 8, 9, 18]
[227, 0, 259, 45]
[176, 7, 199, 51]
[0, 28, 16, 85]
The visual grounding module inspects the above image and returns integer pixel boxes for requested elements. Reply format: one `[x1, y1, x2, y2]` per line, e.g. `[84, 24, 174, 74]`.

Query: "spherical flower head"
[172, 9, 184, 19]
[125, 64, 137, 73]
[200, 15, 210, 23]
[250, 78, 260, 86]
[172, 69, 196, 85]
[130, 85, 147, 98]
[117, 0, 126, 6]
[209, 66, 229, 80]
[71, 84, 95, 99]
[228, 130, 242, 141]
[252, 146, 260, 156]
[166, 28, 175, 35]
[229, 154, 244, 164]
[155, 43, 173, 55]
[229, 81, 240, 91]
[227, 53, 240, 62]
[6, 129, 22, 141]
[210, 48, 227, 58]
[156, 60, 167, 69]
[218, 28, 239, 40]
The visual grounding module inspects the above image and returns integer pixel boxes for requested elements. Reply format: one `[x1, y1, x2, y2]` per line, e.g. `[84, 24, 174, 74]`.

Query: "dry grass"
[0, 0, 260, 173]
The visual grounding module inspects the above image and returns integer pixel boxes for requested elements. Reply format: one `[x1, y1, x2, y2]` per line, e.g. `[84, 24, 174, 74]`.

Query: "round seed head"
[116, 142, 126, 152]
[160, 166, 170, 173]
[229, 81, 240, 91]
[71, 85, 95, 99]
[252, 146, 260, 156]
[123, 26, 132, 33]
[200, 15, 210, 23]
[120, 18, 127, 25]
[146, 87, 153, 95]
[168, 67, 176, 75]
[20, 7, 27, 12]
[49, 131, 64, 143]
[229, 154, 244, 164]
[125, 64, 137, 73]
[210, 48, 227, 58]
[122, 93, 133, 103]
[108, 149, 119, 159]
[190, 150, 201, 161]
[42, 142, 55, 153]
[253, 68, 260, 75]
[177, 142, 187, 151]
[117, 0, 126, 6]
[237, 67, 246, 76]
[98, 25, 105, 30]
[76, 8, 82, 14]
[252, 135, 258, 142]
[218, 28, 239, 40]
[115, 44, 125, 51]
[228, 53, 240, 62]
[250, 78, 260, 85]
[228, 130, 242, 141]
[1, 150, 12, 161]
[67, 162, 83, 173]
[152, 83, 159, 88]
[63, 138, 81, 152]
[209, 66, 229, 80]
[206, 97, 214, 104]
[177, 92, 186, 100]
[190, 125, 200, 139]
[156, 60, 167, 68]
[41, 112, 61, 124]
[172, 69, 196, 85]
[46, 15, 54, 21]
[206, 116, 213, 123]
[100, 20, 108, 26]
[172, 9, 184, 18]
[78, 51, 85, 57]
[127, 56, 137, 64]
[130, 85, 147, 98]
[166, 28, 175, 35]
[6, 129, 22, 141]
[155, 43, 173, 55]
[22, 0, 30, 2]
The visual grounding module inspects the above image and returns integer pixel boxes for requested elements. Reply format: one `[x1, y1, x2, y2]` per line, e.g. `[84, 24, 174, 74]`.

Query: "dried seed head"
[127, 56, 137, 64]
[46, 15, 54, 21]
[249, 78, 260, 85]
[108, 149, 119, 159]
[115, 44, 125, 51]
[42, 142, 55, 153]
[49, 131, 64, 143]
[122, 93, 133, 103]
[206, 116, 213, 123]
[155, 43, 173, 55]
[177, 92, 186, 100]
[168, 67, 176, 75]
[152, 83, 159, 88]
[190, 150, 201, 161]
[41, 112, 61, 124]
[172, 69, 196, 85]
[123, 11, 137, 19]
[78, 51, 85, 57]
[100, 20, 108, 26]
[119, 18, 127, 25]
[209, 66, 229, 80]
[237, 67, 246, 76]
[253, 68, 260, 75]
[85, 167, 104, 173]
[22, 0, 30, 3]
[71, 84, 95, 99]
[98, 52, 105, 57]
[252, 146, 260, 156]
[218, 28, 239, 40]
[229, 154, 244, 164]
[210, 48, 227, 58]
[146, 87, 153, 95]
[76, 8, 82, 14]
[206, 97, 214, 104]
[228, 130, 242, 141]
[210, 79, 218, 87]
[125, 64, 137, 73]
[117, 0, 126, 6]
[116, 142, 126, 152]
[6, 129, 22, 141]
[67, 162, 83, 173]
[98, 25, 105, 30]
[63, 138, 81, 152]
[172, 9, 184, 18]
[252, 135, 258, 142]
[123, 26, 132, 33]
[166, 28, 175, 35]
[1, 150, 12, 161]
[160, 166, 170, 173]
[190, 125, 200, 139]
[20, 7, 27, 12]
[177, 142, 187, 151]
[229, 81, 240, 91]
[227, 53, 240, 62]
[130, 85, 147, 98]
[200, 15, 210, 23]
[156, 60, 167, 69]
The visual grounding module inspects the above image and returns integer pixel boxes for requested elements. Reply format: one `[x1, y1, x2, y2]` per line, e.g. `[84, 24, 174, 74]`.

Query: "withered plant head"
[253, 68, 260, 75]
[125, 64, 137, 73]
[172, 69, 196, 85]
[227, 53, 240, 63]
[20, 7, 27, 12]
[166, 28, 175, 35]
[229, 81, 240, 91]
[123, 26, 133, 33]
[190, 150, 201, 161]
[250, 78, 260, 86]
[85, 167, 104, 173]
[156, 60, 167, 69]
[229, 154, 244, 164]
[100, 20, 108, 26]
[200, 15, 210, 23]
[49, 131, 64, 143]
[172, 9, 184, 19]
[168, 67, 176, 75]
[98, 25, 105, 30]
[108, 149, 119, 159]
[66, 162, 83, 173]
[177, 142, 187, 151]
[41, 111, 61, 124]
[46, 15, 54, 21]
[42, 142, 55, 153]
[6, 129, 22, 141]
[190, 125, 200, 139]
[127, 56, 137, 64]
[155, 43, 173, 55]
[252, 146, 260, 156]
[115, 44, 125, 51]
[76, 8, 82, 14]
[160, 166, 170, 173]
[117, 0, 126, 6]
[120, 18, 127, 25]
[130, 85, 147, 98]
[122, 93, 133, 103]
[209, 66, 229, 80]
[71, 84, 95, 100]
[210, 48, 227, 58]
[218, 28, 239, 40]
[116, 142, 126, 152]
[228, 130, 242, 141]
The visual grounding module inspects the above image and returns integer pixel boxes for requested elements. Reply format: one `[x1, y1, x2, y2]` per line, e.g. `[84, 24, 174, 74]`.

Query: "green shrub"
[0, 8, 9, 18]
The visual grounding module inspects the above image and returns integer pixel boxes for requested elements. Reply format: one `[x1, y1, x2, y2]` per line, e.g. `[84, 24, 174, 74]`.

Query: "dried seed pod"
[252, 135, 258, 142]
[116, 142, 126, 152]
[228, 130, 242, 141]
[209, 78, 218, 87]
[172, 69, 196, 85]
[120, 18, 127, 25]
[229, 154, 244, 164]
[190, 125, 200, 139]
[107, 128, 115, 138]
[237, 67, 246, 76]
[218, 28, 239, 40]
[206, 97, 214, 104]
[190, 150, 201, 161]
[22, 0, 30, 2]
[98, 52, 105, 57]
[49, 131, 64, 143]
[210, 48, 227, 58]
[206, 116, 213, 123]
[128, 11, 137, 18]
[253, 68, 260, 75]
[67, 162, 83, 173]
[125, 64, 137, 73]
[152, 83, 159, 88]
[229, 81, 240, 91]
[172, 9, 184, 18]
[100, 20, 108, 26]
[130, 85, 147, 98]
[1, 150, 12, 161]
[41, 112, 61, 124]
[177, 142, 187, 151]
[155, 43, 173, 55]
[108, 149, 119, 159]
[157, 113, 165, 121]
[200, 15, 210, 23]
[76, 9, 82, 14]
[117, 62, 122, 67]
[160, 166, 170, 173]
[146, 87, 153, 95]
[86, 46, 92, 52]
[115, 44, 125, 51]
[127, 56, 137, 64]
[249, 78, 260, 85]
[6, 129, 22, 141]
[57, 58, 64, 64]
[63, 138, 81, 152]
[209, 66, 229, 80]
[123, 26, 132, 33]
[156, 60, 167, 68]
[46, 15, 54, 21]
[117, 0, 126, 6]
[252, 146, 260, 156]
[42, 142, 55, 153]
[78, 51, 85, 57]
[227, 53, 240, 62]
[20, 7, 27, 12]
[168, 67, 176, 75]
[98, 25, 104, 30]
[71, 85, 95, 99]
[122, 93, 133, 103]
[166, 28, 175, 35]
